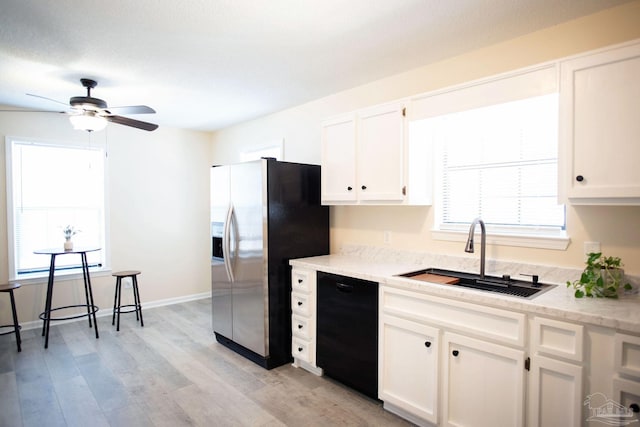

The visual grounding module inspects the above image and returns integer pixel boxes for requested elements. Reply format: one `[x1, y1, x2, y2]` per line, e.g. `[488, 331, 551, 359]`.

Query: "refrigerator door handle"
[223, 204, 235, 283]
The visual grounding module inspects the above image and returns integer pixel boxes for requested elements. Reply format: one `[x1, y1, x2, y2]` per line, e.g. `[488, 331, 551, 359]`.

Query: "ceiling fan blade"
[0, 108, 69, 114]
[106, 105, 156, 115]
[106, 115, 158, 131]
[26, 93, 69, 106]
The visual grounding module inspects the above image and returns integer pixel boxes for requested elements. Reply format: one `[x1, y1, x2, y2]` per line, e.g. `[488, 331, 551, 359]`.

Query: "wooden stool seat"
[111, 271, 144, 331]
[0, 283, 21, 352]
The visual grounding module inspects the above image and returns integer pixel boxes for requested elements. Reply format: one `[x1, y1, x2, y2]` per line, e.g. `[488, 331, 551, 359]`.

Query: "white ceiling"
[0, 0, 632, 131]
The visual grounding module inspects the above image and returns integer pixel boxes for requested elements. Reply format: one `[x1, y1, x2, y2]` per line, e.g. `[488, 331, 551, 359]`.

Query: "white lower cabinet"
[442, 332, 525, 427]
[291, 268, 322, 376]
[528, 316, 584, 427]
[612, 333, 640, 423]
[528, 355, 583, 427]
[379, 315, 439, 425]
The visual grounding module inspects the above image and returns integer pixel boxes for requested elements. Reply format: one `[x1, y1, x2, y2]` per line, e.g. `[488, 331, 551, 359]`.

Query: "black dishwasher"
[316, 272, 378, 399]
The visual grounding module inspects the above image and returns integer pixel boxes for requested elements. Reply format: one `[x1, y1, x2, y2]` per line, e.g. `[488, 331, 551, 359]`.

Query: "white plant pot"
[64, 240, 73, 251]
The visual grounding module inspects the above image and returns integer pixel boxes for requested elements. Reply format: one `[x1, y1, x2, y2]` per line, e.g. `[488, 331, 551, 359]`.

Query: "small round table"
[34, 247, 101, 349]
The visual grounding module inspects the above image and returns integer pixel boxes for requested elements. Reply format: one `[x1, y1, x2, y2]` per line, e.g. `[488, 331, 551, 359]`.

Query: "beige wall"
[0, 112, 212, 325]
[211, 1, 640, 275]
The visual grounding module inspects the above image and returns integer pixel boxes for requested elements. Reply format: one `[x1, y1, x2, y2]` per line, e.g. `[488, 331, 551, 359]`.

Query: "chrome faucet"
[465, 217, 486, 279]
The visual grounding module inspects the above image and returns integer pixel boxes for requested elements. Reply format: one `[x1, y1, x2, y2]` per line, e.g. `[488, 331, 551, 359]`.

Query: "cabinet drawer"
[292, 269, 314, 294]
[615, 333, 640, 378]
[531, 317, 584, 362]
[292, 314, 313, 341]
[292, 337, 314, 364]
[291, 292, 313, 316]
[382, 287, 525, 347]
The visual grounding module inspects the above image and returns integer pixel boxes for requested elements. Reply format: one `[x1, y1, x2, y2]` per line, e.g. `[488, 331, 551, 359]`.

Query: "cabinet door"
[357, 102, 405, 202]
[613, 378, 640, 424]
[442, 332, 525, 427]
[560, 42, 640, 204]
[379, 315, 439, 424]
[321, 114, 357, 203]
[528, 355, 583, 427]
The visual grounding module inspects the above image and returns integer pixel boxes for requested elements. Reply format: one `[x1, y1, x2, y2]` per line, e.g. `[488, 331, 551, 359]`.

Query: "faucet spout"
[465, 217, 486, 279]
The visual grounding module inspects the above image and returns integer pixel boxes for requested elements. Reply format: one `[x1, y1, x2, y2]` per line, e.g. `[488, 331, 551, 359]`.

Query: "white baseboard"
[20, 291, 212, 331]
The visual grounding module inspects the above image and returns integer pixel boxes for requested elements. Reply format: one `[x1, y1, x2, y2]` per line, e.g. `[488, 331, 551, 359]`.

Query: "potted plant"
[567, 252, 631, 298]
[63, 225, 78, 251]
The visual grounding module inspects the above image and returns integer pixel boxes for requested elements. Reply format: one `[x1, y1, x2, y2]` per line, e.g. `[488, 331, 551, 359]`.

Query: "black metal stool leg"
[133, 275, 144, 327]
[112, 277, 120, 326]
[9, 289, 21, 352]
[116, 277, 123, 332]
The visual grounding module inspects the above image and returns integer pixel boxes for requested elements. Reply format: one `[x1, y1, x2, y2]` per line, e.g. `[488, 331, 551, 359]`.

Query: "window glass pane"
[432, 93, 565, 232]
[9, 140, 105, 276]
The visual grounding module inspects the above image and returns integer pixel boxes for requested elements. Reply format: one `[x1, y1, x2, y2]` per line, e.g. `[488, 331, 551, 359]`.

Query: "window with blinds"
[411, 65, 566, 238]
[6, 138, 107, 279]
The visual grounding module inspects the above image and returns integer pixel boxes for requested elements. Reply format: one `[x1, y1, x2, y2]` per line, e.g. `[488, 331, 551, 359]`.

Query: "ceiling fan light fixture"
[69, 112, 107, 132]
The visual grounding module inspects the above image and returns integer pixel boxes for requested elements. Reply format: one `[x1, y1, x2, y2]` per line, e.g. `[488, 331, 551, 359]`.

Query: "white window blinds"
[6, 138, 106, 278]
[413, 65, 565, 234]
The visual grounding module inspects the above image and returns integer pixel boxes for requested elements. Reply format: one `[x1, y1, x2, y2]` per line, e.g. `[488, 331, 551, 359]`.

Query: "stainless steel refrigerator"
[210, 158, 329, 369]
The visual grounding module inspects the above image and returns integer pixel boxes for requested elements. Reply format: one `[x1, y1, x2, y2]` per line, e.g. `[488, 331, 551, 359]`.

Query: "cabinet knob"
[630, 403, 640, 413]
[298, 347, 303, 352]
[298, 324, 303, 329]
[361, 185, 367, 190]
[452, 350, 459, 357]
[424, 341, 431, 348]
[297, 301, 303, 306]
[576, 175, 584, 182]
[297, 279, 303, 284]
[347, 186, 353, 191]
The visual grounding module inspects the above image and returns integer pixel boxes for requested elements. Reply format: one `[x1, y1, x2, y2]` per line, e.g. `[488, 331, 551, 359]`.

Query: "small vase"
[64, 240, 73, 251]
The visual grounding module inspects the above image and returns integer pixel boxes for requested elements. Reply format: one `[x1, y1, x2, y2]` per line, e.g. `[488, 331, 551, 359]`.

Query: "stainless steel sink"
[397, 268, 555, 299]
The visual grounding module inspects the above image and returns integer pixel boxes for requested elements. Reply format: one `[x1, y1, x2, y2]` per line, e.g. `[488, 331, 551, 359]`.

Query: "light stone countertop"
[290, 245, 640, 335]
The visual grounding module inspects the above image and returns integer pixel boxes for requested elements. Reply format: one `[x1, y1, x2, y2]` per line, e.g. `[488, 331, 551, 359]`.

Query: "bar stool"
[112, 271, 144, 331]
[0, 283, 22, 352]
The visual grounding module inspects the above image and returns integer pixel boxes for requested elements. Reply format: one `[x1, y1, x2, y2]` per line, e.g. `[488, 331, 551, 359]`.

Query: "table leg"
[43, 254, 56, 349]
[80, 253, 93, 328]
[82, 252, 99, 339]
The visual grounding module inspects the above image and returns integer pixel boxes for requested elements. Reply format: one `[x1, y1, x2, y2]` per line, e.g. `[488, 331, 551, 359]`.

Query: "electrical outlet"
[584, 241, 601, 256]
[383, 231, 391, 245]
[123, 277, 133, 289]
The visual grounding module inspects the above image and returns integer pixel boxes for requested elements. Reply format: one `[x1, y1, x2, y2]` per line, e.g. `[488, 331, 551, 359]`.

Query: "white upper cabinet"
[321, 101, 431, 205]
[357, 102, 405, 202]
[559, 41, 640, 204]
[321, 113, 358, 203]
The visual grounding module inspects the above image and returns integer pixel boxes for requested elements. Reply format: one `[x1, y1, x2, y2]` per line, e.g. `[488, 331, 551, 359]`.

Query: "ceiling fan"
[4, 78, 158, 132]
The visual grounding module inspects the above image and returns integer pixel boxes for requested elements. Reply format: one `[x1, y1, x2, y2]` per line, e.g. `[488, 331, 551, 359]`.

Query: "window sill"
[432, 229, 571, 250]
[11, 267, 113, 286]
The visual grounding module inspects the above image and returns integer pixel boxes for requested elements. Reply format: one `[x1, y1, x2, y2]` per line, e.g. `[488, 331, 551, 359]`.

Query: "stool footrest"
[113, 304, 142, 314]
[0, 324, 21, 336]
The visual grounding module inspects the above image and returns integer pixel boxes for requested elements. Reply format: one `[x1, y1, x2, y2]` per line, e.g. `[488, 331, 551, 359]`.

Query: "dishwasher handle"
[336, 282, 354, 293]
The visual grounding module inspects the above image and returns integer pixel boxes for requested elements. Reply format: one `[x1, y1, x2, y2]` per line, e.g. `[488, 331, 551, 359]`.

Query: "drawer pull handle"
[631, 404, 640, 413]
[298, 347, 303, 352]
[424, 341, 431, 348]
[297, 279, 303, 284]
[347, 186, 353, 191]
[452, 350, 459, 357]
[298, 324, 303, 329]
[576, 175, 584, 182]
[336, 282, 353, 293]
[297, 301, 303, 306]
[361, 185, 367, 190]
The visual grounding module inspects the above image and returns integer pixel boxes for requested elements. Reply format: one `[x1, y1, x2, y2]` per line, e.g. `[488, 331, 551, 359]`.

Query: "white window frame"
[410, 63, 570, 250]
[5, 136, 111, 282]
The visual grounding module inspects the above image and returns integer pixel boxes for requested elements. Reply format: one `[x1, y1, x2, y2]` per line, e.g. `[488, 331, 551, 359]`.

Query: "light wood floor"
[0, 299, 412, 427]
